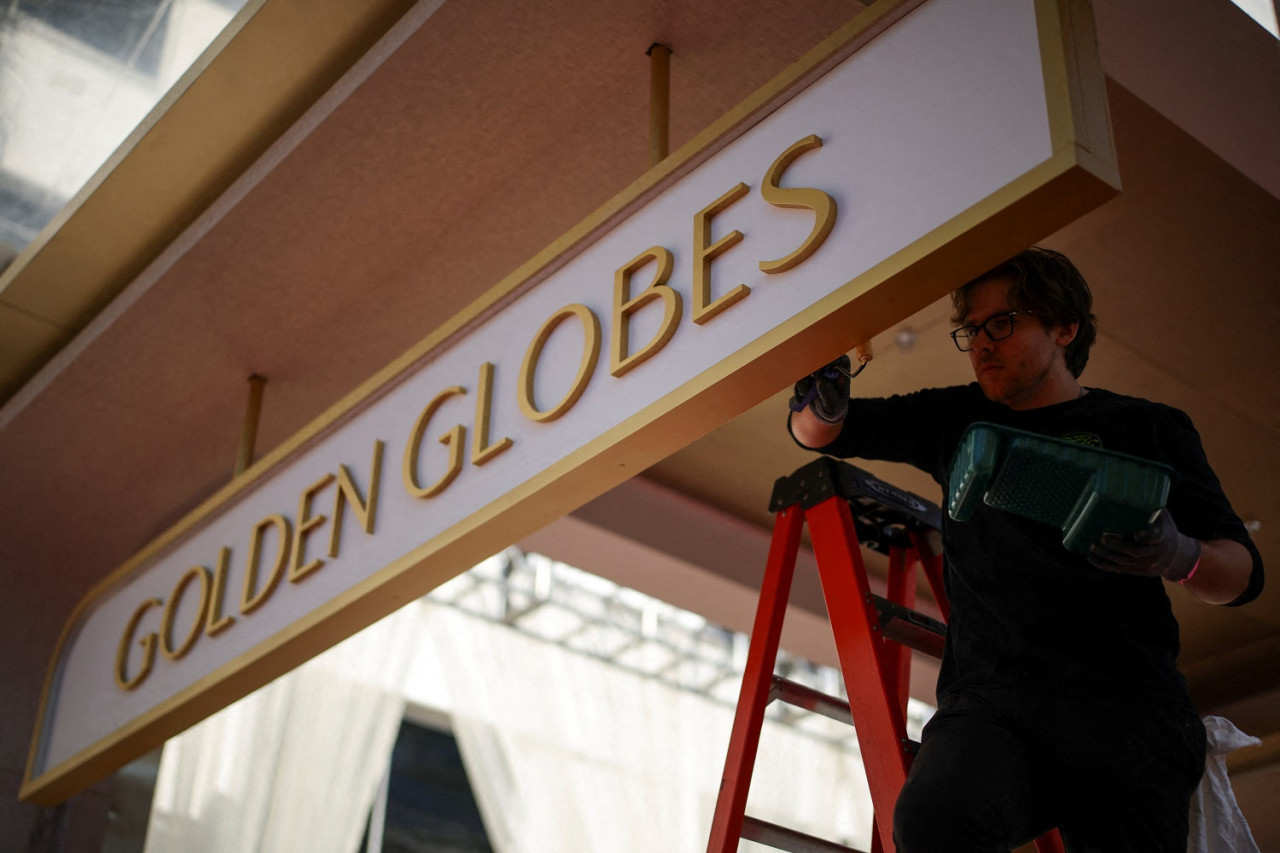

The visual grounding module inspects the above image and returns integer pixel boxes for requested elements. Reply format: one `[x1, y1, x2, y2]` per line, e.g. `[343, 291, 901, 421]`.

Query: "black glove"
[789, 355, 850, 424]
[1088, 509, 1202, 582]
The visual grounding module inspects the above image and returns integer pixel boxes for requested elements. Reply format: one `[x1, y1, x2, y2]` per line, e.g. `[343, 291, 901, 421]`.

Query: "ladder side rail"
[805, 496, 912, 853]
[883, 545, 917, 717]
[908, 530, 949, 623]
[1034, 831, 1067, 853]
[869, 817, 885, 853]
[706, 504, 807, 853]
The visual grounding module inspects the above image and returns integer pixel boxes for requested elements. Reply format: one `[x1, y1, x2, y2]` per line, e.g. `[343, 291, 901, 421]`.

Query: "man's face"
[961, 277, 1076, 410]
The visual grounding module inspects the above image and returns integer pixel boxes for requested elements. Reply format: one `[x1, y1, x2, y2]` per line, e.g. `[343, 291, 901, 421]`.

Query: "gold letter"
[206, 547, 236, 637]
[290, 472, 336, 583]
[693, 182, 750, 324]
[611, 247, 681, 377]
[161, 566, 212, 661]
[403, 387, 467, 498]
[240, 514, 292, 615]
[330, 440, 384, 557]
[759, 134, 837, 274]
[518, 304, 601, 423]
[115, 598, 162, 691]
[471, 363, 513, 465]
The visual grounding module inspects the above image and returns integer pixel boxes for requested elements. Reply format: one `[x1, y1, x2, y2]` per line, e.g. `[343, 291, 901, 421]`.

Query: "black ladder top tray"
[771, 457, 942, 555]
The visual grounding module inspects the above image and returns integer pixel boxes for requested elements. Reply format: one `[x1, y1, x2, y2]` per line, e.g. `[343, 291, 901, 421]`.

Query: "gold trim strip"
[1036, 0, 1119, 186]
[23, 0, 1119, 804]
[22, 153, 1116, 804]
[26, 1, 929, 794]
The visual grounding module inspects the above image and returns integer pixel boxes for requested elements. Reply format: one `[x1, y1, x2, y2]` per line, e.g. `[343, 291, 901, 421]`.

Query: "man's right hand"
[790, 355, 851, 424]
[1089, 510, 1202, 582]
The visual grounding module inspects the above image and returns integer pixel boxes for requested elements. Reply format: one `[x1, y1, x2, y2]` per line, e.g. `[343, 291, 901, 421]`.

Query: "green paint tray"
[947, 422, 1174, 553]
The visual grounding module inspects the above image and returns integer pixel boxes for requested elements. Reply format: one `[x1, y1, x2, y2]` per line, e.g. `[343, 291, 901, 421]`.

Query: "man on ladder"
[788, 248, 1264, 852]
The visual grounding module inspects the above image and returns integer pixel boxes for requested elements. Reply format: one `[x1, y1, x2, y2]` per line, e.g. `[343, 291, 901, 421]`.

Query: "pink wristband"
[1178, 555, 1202, 585]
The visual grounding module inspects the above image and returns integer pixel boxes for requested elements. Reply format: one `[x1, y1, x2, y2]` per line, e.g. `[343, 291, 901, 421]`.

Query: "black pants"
[892, 689, 1206, 853]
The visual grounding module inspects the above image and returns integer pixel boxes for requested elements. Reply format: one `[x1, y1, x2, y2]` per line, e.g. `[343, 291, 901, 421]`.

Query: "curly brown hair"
[950, 247, 1098, 378]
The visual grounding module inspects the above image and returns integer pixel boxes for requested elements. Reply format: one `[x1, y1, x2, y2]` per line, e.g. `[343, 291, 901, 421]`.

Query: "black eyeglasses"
[950, 311, 1030, 351]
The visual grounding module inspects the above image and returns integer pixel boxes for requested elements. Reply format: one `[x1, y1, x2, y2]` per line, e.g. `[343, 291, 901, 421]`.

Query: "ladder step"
[741, 815, 866, 853]
[770, 676, 854, 725]
[872, 594, 946, 658]
[769, 677, 921, 756]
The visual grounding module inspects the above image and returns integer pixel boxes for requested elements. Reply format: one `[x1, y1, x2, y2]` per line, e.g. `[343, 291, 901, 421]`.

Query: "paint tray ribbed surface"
[947, 422, 1174, 553]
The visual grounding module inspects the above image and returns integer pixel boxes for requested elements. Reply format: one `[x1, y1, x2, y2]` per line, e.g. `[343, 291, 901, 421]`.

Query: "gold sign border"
[23, 0, 1115, 804]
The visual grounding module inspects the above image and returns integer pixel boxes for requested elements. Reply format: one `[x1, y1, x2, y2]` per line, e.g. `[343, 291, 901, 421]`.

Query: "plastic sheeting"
[1188, 715, 1262, 853]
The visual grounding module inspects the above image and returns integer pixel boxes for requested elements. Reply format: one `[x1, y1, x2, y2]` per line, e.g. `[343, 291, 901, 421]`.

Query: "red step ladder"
[706, 457, 1064, 853]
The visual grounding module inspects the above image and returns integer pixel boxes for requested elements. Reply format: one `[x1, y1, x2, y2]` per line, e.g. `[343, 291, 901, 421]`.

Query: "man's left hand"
[1089, 509, 1202, 582]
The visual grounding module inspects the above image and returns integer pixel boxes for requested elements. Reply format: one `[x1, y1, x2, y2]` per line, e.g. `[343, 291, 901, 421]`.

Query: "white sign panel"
[26, 0, 1117, 803]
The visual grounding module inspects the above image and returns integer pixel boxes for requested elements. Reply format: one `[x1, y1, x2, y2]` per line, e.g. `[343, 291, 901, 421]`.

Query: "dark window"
[370, 720, 493, 853]
[101, 748, 161, 853]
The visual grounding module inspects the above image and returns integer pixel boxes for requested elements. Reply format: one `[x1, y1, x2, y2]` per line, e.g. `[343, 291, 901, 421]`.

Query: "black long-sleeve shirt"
[800, 384, 1264, 707]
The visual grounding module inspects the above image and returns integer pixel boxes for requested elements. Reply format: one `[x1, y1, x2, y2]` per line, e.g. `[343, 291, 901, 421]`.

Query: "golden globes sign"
[24, 0, 1117, 803]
